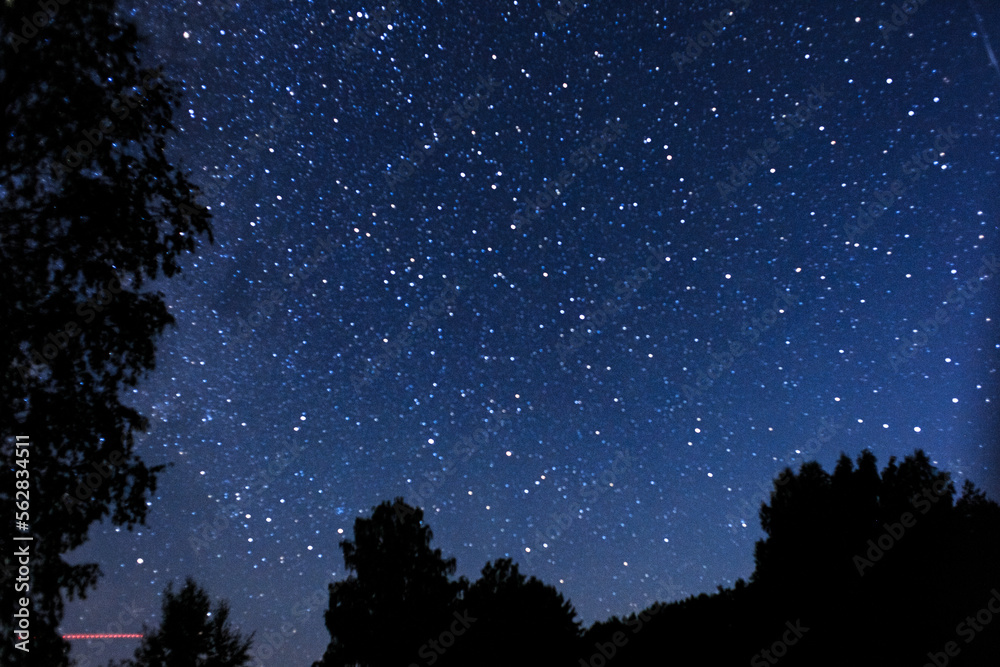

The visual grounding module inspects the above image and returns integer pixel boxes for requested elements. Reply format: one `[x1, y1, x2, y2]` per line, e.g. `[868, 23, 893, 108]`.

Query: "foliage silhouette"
[315, 500, 584, 667]
[313, 498, 465, 667]
[110, 578, 253, 667]
[443, 558, 582, 667]
[1, 0, 210, 662]
[314, 452, 1000, 667]
[582, 449, 999, 667]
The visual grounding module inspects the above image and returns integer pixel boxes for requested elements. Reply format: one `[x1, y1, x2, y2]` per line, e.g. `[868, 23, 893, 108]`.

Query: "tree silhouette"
[579, 450, 999, 667]
[1, 0, 210, 662]
[111, 578, 253, 667]
[314, 498, 465, 667]
[309, 454, 997, 667]
[444, 558, 582, 667]
[746, 449, 996, 666]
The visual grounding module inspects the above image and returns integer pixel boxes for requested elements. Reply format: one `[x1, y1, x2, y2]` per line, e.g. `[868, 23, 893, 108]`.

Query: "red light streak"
[62, 633, 144, 639]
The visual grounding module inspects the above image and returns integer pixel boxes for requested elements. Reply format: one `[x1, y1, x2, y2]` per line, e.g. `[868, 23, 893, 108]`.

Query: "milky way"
[62, 1, 999, 664]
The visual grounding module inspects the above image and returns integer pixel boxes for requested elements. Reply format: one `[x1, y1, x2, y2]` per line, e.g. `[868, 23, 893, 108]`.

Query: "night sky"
[62, 1, 999, 664]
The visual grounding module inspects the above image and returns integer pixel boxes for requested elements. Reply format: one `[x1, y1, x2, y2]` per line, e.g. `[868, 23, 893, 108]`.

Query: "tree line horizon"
[103, 448, 1000, 667]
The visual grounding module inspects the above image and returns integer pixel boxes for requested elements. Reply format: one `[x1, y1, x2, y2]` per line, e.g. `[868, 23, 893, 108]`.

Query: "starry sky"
[61, 1, 999, 664]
